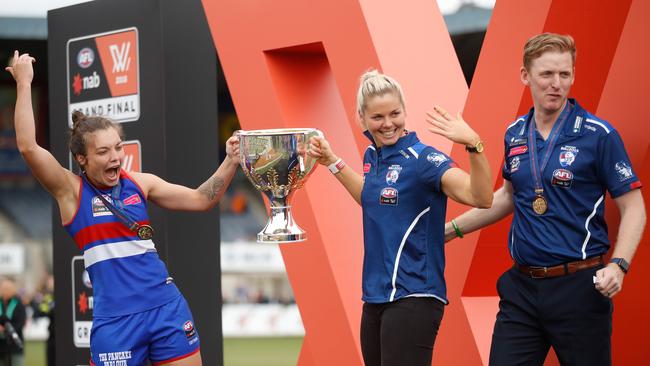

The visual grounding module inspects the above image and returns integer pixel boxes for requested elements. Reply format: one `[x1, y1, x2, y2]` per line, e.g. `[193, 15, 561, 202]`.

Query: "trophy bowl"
[238, 128, 322, 243]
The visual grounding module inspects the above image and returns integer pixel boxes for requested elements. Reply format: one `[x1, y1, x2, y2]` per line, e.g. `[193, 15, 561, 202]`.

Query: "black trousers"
[361, 297, 445, 366]
[489, 265, 612, 366]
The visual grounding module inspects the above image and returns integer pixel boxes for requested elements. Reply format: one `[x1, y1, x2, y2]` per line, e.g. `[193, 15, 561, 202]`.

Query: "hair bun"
[71, 110, 87, 126]
[360, 69, 380, 83]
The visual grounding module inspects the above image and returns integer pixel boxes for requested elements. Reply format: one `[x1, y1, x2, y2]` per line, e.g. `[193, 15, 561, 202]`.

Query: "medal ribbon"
[82, 173, 145, 235]
[527, 102, 573, 197]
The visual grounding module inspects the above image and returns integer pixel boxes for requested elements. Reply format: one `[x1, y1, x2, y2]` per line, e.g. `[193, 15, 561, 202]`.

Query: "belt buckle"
[529, 266, 548, 279]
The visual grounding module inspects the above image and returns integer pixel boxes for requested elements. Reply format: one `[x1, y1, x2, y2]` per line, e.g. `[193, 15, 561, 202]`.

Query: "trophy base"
[256, 205, 306, 244]
[257, 232, 306, 244]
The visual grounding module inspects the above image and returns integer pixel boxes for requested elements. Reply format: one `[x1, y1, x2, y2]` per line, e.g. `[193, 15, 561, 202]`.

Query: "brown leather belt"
[516, 255, 604, 279]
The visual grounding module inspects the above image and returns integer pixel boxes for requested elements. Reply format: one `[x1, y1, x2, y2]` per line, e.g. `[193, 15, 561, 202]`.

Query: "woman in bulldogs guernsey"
[307, 70, 493, 366]
[6, 50, 240, 366]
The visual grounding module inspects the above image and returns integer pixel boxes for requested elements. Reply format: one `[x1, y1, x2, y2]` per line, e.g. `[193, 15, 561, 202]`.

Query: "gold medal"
[137, 224, 155, 240]
[532, 195, 547, 215]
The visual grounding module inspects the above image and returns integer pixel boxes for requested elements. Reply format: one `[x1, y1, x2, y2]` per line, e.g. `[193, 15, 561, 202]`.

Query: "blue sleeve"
[417, 147, 455, 193]
[597, 129, 642, 198]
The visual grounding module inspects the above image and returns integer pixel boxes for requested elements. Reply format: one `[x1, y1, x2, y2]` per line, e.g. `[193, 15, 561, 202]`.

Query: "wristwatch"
[465, 140, 484, 153]
[610, 257, 629, 274]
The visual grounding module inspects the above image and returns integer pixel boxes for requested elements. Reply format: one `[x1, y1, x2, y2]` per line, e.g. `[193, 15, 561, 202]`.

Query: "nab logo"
[121, 140, 142, 172]
[72, 71, 101, 95]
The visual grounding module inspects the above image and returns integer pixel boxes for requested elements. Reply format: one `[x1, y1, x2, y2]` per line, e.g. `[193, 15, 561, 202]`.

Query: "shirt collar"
[523, 98, 584, 137]
[363, 130, 420, 158]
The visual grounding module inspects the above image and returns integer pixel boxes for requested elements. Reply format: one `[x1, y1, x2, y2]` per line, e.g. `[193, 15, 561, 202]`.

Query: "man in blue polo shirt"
[446, 33, 646, 365]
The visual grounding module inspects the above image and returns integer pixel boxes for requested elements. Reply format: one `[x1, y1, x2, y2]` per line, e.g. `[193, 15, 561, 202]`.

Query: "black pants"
[361, 297, 445, 366]
[489, 265, 612, 366]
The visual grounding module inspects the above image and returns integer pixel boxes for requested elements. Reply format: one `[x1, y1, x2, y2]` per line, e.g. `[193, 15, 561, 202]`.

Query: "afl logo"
[380, 187, 398, 205]
[183, 320, 196, 338]
[183, 321, 194, 332]
[77, 48, 95, 69]
[551, 168, 573, 188]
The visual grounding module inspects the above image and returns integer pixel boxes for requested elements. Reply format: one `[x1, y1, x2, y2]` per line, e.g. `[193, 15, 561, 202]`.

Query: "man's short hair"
[523, 33, 576, 70]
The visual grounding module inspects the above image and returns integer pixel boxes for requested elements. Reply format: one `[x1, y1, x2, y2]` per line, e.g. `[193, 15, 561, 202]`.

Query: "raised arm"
[307, 135, 364, 205]
[444, 180, 515, 242]
[133, 134, 240, 211]
[594, 189, 646, 298]
[426, 105, 493, 208]
[6, 51, 78, 202]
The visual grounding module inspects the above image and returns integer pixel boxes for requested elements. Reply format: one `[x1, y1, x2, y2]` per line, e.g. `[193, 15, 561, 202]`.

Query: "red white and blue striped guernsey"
[65, 169, 180, 317]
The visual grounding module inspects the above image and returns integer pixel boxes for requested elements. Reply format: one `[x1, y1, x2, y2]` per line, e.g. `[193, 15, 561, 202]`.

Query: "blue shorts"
[90, 295, 200, 365]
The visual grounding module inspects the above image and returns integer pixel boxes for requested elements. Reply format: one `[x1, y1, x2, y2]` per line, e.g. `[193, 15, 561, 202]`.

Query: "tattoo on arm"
[198, 175, 225, 202]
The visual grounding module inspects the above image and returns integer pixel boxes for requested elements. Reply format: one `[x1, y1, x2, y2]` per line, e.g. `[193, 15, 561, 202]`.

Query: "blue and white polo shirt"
[502, 99, 642, 267]
[361, 131, 455, 304]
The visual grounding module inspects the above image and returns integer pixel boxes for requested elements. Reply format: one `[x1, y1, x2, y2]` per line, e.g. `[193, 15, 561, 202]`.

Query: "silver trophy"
[238, 128, 322, 243]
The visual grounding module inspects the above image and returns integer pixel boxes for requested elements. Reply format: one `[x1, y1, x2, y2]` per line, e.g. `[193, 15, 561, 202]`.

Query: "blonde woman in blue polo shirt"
[308, 70, 493, 366]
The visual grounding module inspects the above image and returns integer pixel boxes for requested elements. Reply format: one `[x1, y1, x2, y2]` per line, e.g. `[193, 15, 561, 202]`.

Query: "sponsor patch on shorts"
[183, 320, 196, 339]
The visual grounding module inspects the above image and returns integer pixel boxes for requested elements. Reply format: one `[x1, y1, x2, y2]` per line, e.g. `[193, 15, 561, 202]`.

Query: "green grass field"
[224, 337, 302, 366]
[25, 341, 45, 366]
[24, 337, 303, 366]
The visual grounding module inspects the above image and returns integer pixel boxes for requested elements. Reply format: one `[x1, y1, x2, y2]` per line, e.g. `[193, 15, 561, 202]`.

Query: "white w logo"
[121, 154, 133, 172]
[109, 42, 131, 73]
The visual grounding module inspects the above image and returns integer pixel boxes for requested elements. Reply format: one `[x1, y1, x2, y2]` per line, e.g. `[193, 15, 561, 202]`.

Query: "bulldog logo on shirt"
[426, 152, 448, 167]
[510, 156, 520, 173]
[386, 165, 402, 185]
[559, 145, 579, 167]
[615, 161, 634, 182]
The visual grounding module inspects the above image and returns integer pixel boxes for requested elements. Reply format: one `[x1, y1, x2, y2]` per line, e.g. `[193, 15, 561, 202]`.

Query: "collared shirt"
[502, 99, 642, 266]
[361, 131, 455, 304]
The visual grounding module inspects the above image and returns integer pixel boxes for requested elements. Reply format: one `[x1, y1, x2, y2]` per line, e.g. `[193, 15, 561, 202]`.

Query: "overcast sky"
[1, 0, 495, 18]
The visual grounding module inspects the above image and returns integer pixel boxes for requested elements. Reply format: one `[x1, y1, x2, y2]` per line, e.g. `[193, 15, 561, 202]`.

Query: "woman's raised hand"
[425, 105, 480, 146]
[5, 50, 36, 85]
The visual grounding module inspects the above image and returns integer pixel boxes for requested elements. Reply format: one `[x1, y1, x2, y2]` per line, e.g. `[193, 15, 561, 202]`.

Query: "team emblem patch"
[615, 161, 634, 182]
[559, 146, 579, 167]
[551, 169, 574, 188]
[559, 151, 576, 167]
[426, 152, 448, 167]
[380, 187, 398, 205]
[386, 165, 402, 185]
[183, 320, 196, 339]
[91, 195, 114, 217]
[363, 163, 371, 174]
[510, 156, 520, 173]
[508, 145, 528, 157]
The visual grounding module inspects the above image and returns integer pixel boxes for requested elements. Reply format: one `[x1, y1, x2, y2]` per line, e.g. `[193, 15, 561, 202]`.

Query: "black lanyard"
[81, 173, 154, 240]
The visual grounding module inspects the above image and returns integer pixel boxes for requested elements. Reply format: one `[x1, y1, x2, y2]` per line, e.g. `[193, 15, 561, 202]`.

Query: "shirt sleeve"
[597, 129, 642, 198]
[417, 146, 455, 193]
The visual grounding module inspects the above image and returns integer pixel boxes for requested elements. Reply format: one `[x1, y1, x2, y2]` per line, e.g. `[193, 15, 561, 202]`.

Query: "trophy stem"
[257, 205, 306, 243]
